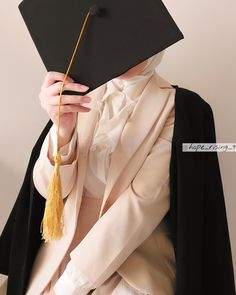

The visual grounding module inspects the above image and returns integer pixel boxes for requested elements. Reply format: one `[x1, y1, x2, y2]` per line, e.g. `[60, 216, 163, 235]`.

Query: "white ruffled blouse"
[83, 84, 140, 199]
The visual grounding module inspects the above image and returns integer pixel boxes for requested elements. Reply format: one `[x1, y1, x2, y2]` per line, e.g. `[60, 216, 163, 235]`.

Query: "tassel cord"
[41, 11, 91, 242]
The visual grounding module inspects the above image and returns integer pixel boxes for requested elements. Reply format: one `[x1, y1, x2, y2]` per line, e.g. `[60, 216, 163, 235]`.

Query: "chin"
[116, 69, 134, 80]
[117, 73, 133, 80]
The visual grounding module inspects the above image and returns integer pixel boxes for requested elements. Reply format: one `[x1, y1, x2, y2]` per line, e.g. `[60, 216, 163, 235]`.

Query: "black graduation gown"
[0, 85, 235, 295]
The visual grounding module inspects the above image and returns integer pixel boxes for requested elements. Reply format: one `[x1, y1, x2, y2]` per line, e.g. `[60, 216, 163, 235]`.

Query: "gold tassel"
[40, 153, 64, 242]
[40, 10, 91, 242]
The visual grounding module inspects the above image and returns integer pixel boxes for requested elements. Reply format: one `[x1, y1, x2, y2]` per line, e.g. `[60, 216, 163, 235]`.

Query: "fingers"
[43, 81, 89, 96]
[47, 104, 91, 116]
[39, 94, 92, 106]
[39, 71, 92, 125]
[41, 71, 75, 89]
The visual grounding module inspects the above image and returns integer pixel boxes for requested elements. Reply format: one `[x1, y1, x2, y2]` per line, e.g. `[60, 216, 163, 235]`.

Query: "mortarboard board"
[18, 0, 184, 95]
[18, 0, 184, 242]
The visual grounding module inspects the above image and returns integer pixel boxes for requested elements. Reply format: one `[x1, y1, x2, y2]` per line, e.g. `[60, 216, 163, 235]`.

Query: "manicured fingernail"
[67, 76, 74, 82]
[83, 97, 92, 102]
[81, 85, 90, 91]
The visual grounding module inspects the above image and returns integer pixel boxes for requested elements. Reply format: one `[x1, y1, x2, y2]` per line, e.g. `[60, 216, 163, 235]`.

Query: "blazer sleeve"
[32, 124, 79, 199]
[48, 124, 78, 164]
[54, 115, 174, 292]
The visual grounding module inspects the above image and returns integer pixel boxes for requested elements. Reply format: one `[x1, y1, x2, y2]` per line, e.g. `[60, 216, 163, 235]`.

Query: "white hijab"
[89, 50, 167, 184]
[98, 50, 166, 117]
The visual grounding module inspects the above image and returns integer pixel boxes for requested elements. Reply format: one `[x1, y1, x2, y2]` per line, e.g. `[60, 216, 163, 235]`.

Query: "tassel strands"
[40, 9, 96, 242]
[41, 153, 64, 242]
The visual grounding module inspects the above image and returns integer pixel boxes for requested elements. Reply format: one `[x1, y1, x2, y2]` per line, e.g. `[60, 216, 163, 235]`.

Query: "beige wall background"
[0, 0, 235, 285]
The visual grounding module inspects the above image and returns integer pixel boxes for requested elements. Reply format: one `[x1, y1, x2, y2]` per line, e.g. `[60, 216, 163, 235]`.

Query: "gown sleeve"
[32, 124, 78, 199]
[53, 107, 175, 294]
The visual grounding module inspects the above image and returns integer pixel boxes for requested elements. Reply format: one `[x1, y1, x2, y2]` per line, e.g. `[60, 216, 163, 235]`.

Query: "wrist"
[58, 127, 76, 149]
[48, 124, 78, 165]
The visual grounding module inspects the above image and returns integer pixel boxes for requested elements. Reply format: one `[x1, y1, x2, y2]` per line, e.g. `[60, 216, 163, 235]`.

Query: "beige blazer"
[0, 277, 8, 294]
[26, 73, 176, 295]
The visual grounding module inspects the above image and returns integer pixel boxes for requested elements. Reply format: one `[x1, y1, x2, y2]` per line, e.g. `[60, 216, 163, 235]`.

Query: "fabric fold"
[89, 51, 166, 185]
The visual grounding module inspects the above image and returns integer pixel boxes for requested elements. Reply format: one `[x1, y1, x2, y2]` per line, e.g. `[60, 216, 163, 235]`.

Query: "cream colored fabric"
[49, 123, 78, 163]
[27, 52, 176, 295]
[47, 52, 167, 202]
[0, 278, 8, 295]
[45, 53, 168, 295]
[84, 51, 166, 196]
[89, 271, 147, 295]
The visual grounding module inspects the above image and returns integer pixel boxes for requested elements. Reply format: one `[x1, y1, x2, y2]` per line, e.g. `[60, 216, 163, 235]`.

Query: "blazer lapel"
[75, 74, 174, 218]
[99, 74, 174, 217]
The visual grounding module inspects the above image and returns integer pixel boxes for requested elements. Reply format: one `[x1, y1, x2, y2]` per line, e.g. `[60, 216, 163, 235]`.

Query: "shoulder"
[174, 86, 212, 114]
[173, 86, 215, 141]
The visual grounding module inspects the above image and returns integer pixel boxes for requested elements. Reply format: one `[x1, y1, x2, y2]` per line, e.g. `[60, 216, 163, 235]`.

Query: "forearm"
[48, 124, 78, 165]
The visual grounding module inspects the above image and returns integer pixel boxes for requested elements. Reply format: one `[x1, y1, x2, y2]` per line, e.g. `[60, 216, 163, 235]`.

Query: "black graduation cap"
[17, 0, 184, 242]
[18, 0, 184, 95]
